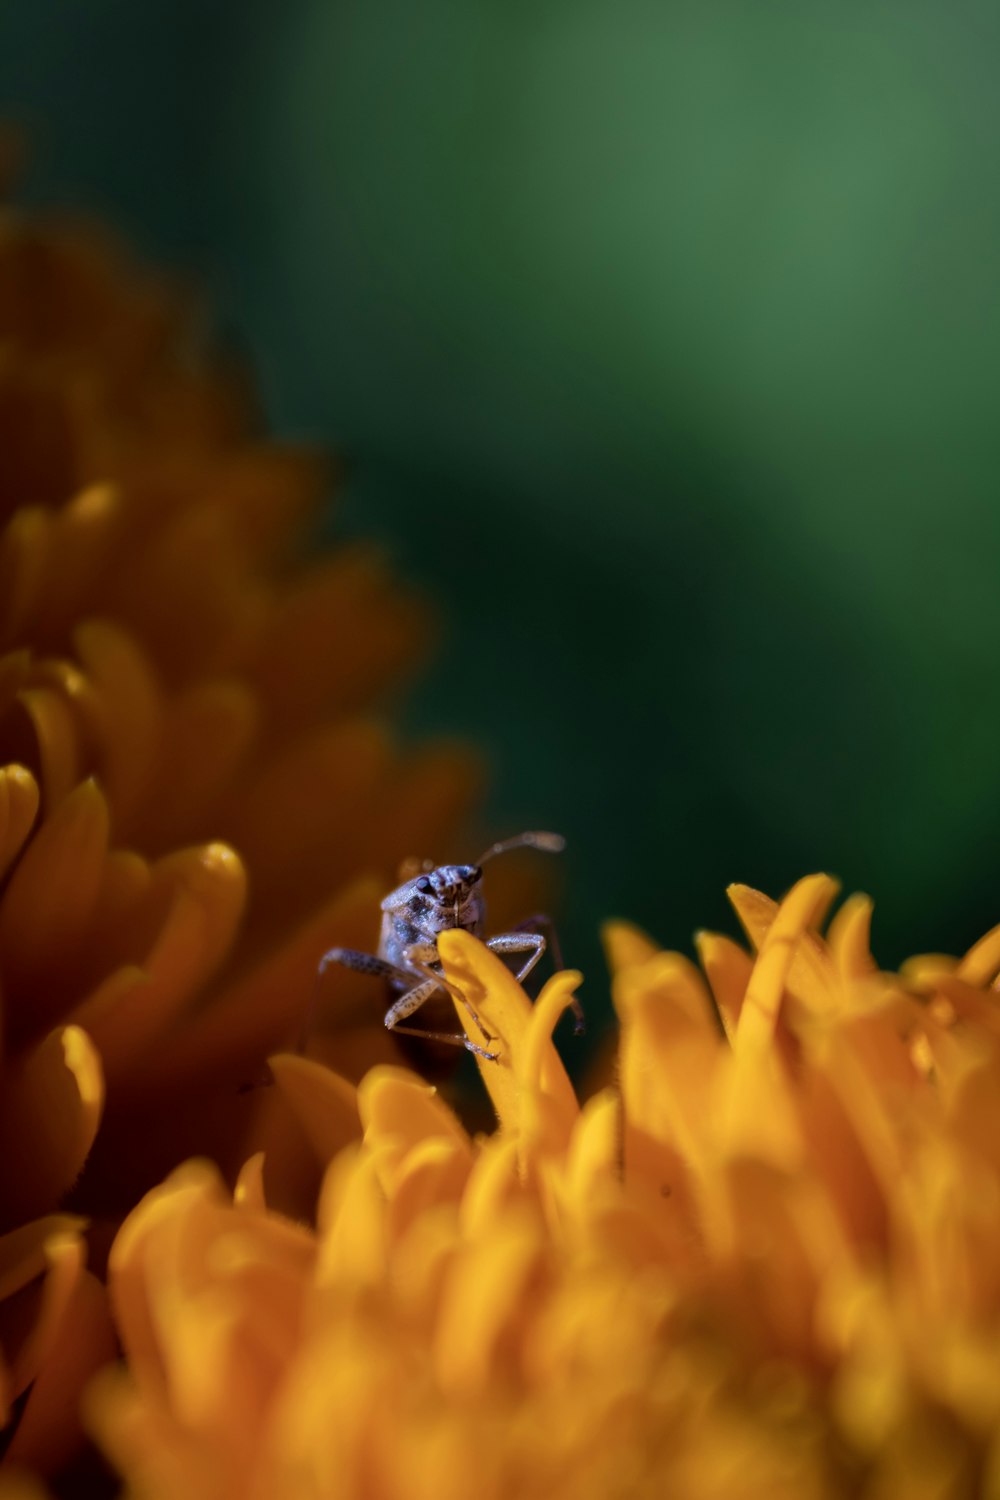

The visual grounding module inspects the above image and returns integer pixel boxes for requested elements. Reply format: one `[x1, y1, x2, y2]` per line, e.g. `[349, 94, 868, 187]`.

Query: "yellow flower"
[0, 203, 477, 1477]
[89, 880, 1000, 1498]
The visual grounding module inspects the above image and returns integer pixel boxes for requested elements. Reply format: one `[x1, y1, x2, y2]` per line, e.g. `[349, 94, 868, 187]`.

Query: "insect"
[317, 831, 583, 1060]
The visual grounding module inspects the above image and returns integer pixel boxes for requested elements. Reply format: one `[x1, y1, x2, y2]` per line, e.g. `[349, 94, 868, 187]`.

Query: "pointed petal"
[565, 1088, 621, 1207]
[73, 620, 163, 822]
[388, 1136, 472, 1239]
[518, 970, 582, 1155]
[8, 1231, 85, 1397]
[12, 686, 80, 813]
[249, 547, 425, 727]
[0, 505, 50, 644]
[107, 1161, 224, 1389]
[958, 921, 1000, 988]
[0, 1216, 87, 1302]
[35, 484, 120, 642]
[0, 1026, 103, 1228]
[601, 920, 661, 975]
[134, 878, 381, 1090]
[459, 1137, 523, 1239]
[315, 1146, 387, 1289]
[0, 778, 108, 1015]
[90, 843, 246, 1079]
[127, 678, 257, 849]
[828, 893, 876, 983]
[0, 763, 38, 880]
[225, 721, 391, 920]
[269, 1053, 360, 1166]
[615, 953, 723, 1173]
[437, 928, 578, 1148]
[433, 1216, 542, 1395]
[358, 1066, 470, 1162]
[732, 874, 840, 1052]
[5, 1259, 115, 1474]
[713, 1042, 804, 1178]
[234, 1153, 268, 1213]
[696, 930, 752, 1040]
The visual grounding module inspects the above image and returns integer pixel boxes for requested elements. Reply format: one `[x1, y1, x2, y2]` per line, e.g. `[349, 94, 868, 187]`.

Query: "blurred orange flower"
[0, 203, 478, 1478]
[90, 883, 1000, 1498]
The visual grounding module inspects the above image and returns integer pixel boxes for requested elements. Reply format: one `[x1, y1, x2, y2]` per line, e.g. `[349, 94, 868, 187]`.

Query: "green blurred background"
[3, 0, 999, 1044]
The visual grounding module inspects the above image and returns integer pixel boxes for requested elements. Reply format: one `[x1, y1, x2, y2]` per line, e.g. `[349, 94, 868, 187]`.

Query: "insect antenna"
[476, 830, 565, 866]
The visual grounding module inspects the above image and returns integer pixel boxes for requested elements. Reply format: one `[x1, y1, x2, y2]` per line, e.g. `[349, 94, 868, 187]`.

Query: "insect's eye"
[416, 876, 433, 894]
[469, 866, 483, 883]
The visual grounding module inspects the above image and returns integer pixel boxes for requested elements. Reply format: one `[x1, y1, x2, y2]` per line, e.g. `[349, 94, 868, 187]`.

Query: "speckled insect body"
[379, 863, 487, 968]
[318, 832, 581, 1060]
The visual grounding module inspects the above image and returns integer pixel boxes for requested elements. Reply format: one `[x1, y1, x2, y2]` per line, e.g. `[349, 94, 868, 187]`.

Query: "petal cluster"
[91, 882, 1000, 1498]
[0, 205, 476, 1474]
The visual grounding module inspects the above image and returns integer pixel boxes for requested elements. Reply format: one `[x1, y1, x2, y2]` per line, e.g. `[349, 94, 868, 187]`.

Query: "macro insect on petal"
[317, 832, 584, 1058]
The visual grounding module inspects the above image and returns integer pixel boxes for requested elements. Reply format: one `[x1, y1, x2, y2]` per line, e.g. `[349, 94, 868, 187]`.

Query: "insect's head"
[415, 864, 482, 905]
[391, 833, 565, 919]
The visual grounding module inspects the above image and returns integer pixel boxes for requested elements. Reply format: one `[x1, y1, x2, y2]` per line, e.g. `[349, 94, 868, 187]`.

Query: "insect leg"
[301, 946, 414, 1052]
[318, 947, 410, 982]
[401, 945, 494, 1043]
[509, 914, 585, 1035]
[384, 978, 499, 1061]
[487, 931, 585, 1036]
[511, 913, 565, 971]
[487, 931, 546, 983]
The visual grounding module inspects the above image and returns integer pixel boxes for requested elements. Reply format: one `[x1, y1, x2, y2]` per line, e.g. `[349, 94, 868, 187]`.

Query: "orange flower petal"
[5, 1259, 115, 1474]
[84, 848, 153, 961]
[0, 763, 38, 880]
[459, 1137, 524, 1240]
[437, 928, 574, 1146]
[517, 971, 583, 1160]
[73, 619, 163, 822]
[233, 1152, 267, 1213]
[827, 892, 876, 984]
[958, 921, 1000, 988]
[0, 506, 49, 646]
[358, 1065, 471, 1164]
[64, 966, 151, 1078]
[315, 1146, 387, 1290]
[225, 720, 392, 925]
[33, 483, 121, 644]
[10, 686, 79, 813]
[713, 879, 838, 1182]
[0, 1216, 87, 1302]
[0, 1026, 103, 1228]
[7, 1231, 84, 1397]
[601, 920, 661, 975]
[208, 444, 323, 555]
[432, 1215, 542, 1396]
[390, 1135, 471, 1226]
[136, 877, 382, 1091]
[695, 930, 752, 1040]
[0, 778, 109, 1025]
[86, 843, 246, 1081]
[107, 1160, 222, 1389]
[248, 548, 423, 728]
[615, 950, 723, 1180]
[126, 677, 258, 849]
[109, 503, 262, 683]
[269, 1053, 360, 1167]
[565, 1087, 621, 1207]
[731, 874, 840, 1051]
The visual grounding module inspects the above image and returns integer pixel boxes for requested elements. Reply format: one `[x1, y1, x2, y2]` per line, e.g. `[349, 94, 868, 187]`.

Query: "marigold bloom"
[0, 203, 478, 1477]
[90, 881, 1000, 1499]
